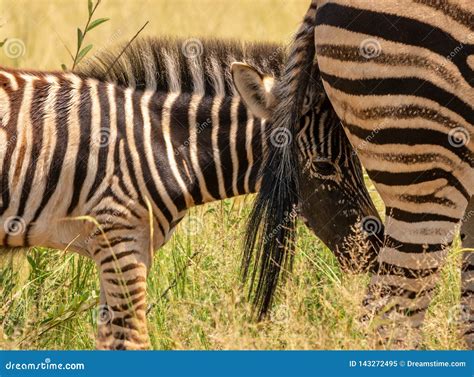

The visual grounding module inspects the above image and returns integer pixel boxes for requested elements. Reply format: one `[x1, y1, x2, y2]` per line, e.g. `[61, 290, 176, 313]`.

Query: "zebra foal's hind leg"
[460, 197, 474, 349]
[90, 219, 152, 350]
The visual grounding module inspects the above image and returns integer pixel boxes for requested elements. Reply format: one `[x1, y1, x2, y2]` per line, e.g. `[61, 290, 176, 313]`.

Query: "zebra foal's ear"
[231, 62, 275, 119]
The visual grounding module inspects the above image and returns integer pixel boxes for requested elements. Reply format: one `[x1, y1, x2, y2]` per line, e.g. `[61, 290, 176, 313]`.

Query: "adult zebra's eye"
[314, 160, 336, 176]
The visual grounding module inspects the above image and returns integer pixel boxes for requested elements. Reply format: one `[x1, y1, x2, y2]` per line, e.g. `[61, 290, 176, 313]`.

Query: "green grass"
[0, 196, 466, 349]
[0, 0, 467, 350]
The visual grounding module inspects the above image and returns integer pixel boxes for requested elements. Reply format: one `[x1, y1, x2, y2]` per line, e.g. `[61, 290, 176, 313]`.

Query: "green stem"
[71, 0, 101, 71]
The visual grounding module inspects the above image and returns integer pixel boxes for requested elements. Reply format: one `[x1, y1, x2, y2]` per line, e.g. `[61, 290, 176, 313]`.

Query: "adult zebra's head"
[232, 60, 383, 318]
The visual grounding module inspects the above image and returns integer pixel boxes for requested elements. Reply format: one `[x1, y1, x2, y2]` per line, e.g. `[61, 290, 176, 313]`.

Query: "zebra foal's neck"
[144, 85, 268, 207]
[77, 36, 288, 202]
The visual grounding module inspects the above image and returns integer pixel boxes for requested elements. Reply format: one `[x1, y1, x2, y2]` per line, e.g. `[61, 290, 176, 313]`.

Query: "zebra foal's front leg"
[91, 226, 152, 350]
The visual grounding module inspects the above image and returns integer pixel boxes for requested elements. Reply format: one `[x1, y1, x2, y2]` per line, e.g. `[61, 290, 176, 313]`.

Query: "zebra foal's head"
[232, 60, 382, 312]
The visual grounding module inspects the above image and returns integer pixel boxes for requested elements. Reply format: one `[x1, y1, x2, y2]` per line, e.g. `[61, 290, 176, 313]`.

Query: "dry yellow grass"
[0, 0, 309, 69]
[0, 0, 466, 350]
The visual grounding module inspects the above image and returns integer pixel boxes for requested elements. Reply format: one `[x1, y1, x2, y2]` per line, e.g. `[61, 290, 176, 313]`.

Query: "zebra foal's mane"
[77, 36, 285, 95]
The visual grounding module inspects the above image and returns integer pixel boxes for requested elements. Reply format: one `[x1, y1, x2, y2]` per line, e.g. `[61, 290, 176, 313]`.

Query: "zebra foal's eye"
[303, 95, 311, 108]
[313, 159, 336, 176]
[301, 93, 314, 114]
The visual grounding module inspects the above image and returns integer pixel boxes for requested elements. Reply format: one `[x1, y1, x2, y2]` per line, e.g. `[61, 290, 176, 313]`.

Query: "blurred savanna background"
[0, 0, 466, 350]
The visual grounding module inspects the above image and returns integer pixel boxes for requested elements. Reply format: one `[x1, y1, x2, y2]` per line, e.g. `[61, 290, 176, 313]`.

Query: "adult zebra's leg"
[460, 197, 474, 348]
[363, 199, 468, 346]
[96, 280, 113, 348]
[91, 223, 152, 350]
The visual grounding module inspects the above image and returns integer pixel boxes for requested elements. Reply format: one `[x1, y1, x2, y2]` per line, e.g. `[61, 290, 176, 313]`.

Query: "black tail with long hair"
[241, 0, 319, 319]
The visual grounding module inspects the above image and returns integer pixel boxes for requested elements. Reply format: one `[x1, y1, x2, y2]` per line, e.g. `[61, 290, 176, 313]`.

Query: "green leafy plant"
[0, 20, 7, 49]
[62, 0, 109, 71]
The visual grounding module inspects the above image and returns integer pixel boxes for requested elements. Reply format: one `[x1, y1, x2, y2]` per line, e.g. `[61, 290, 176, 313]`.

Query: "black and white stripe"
[315, 0, 473, 347]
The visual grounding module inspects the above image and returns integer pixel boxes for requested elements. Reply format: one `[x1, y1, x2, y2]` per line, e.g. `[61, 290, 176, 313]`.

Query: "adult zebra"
[0, 38, 379, 349]
[248, 0, 473, 347]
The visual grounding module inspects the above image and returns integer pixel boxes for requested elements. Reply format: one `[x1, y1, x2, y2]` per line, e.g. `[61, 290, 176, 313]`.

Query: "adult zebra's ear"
[231, 62, 275, 120]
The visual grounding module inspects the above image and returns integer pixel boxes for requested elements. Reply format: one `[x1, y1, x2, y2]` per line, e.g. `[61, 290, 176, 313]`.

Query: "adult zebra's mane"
[77, 36, 285, 95]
